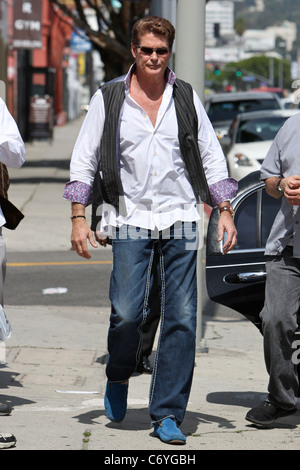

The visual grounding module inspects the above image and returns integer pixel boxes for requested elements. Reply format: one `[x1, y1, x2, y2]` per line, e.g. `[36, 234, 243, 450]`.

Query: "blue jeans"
[106, 222, 198, 424]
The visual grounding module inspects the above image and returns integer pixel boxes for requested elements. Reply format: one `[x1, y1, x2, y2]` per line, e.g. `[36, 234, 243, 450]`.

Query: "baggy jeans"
[261, 247, 300, 409]
[106, 222, 198, 425]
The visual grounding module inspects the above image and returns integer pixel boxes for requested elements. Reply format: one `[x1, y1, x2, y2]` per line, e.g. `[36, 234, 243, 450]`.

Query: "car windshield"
[236, 116, 289, 143]
[207, 99, 280, 123]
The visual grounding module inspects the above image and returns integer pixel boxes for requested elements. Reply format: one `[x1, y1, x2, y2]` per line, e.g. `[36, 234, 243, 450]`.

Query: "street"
[5, 249, 112, 308]
[4, 247, 236, 319]
[1, 117, 300, 451]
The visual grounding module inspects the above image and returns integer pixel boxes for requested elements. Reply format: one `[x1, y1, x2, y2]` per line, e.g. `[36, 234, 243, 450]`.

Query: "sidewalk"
[1, 116, 300, 451]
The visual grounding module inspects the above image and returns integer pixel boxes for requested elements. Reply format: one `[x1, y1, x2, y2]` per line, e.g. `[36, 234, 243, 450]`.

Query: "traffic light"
[236, 69, 242, 77]
[214, 65, 221, 76]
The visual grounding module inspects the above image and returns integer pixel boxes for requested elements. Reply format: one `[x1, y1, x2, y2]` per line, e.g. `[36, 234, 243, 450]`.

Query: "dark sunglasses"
[135, 45, 171, 56]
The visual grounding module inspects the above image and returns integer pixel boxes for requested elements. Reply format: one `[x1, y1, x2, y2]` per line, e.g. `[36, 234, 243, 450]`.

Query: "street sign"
[70, 29, 92, 52]
[242, 76, 256, 82]
[13, 0, 42, 49]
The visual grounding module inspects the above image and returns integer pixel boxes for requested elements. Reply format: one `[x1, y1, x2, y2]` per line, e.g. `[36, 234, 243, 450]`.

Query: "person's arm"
[70, 202, 97, 259]
[264, 176, 285, 199]
[260, 121, 296, 202]
[0, 98, 25, 168]
[217, 201, 238, 253]
[193, 92, 238, 253]
[265, 175, 300, 205]
[63, 91, 105, 259]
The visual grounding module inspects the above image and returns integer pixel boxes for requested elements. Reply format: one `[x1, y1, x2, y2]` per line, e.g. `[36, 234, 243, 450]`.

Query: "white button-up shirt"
[0, 98, 26, 227]
[64, 67, 237, 234]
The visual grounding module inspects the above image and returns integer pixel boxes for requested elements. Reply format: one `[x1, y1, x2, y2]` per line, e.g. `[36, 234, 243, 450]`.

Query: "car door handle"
[224, 271, 266, 284]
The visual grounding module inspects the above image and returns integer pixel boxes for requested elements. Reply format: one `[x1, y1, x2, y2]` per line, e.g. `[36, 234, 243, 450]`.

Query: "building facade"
[0, 0, 76, 141]
[206, 1, 235, 40]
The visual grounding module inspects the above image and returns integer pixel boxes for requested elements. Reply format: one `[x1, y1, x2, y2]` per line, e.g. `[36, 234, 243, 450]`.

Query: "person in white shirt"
[0, 96, 25, 449]
[0, 98, 25, 304]
[63, 16, 237, 445]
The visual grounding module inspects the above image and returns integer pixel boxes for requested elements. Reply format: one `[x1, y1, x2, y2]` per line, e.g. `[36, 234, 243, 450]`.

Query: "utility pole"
[175, 0, 208, 353]
[151, 0, 177, 69]
[175, 0, 206, 102]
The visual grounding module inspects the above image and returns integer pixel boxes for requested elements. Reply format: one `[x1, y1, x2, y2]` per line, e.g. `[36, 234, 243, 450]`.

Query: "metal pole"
[175, 0, 206, 102]
[175, 0, 208, 353]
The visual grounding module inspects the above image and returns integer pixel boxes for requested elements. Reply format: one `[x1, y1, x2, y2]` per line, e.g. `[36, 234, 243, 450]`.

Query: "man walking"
[64, 16, 237, 444]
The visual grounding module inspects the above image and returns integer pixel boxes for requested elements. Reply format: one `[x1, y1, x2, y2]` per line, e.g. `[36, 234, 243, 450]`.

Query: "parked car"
[205, 91, 282, 138]
[222, 109, 300, 180]
[205, 170, 300, 391]
[249, 87, 286, 100]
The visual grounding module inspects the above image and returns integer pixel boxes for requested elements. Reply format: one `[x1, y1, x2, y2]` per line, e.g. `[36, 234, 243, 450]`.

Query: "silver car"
[222, 109, 300, 180]
[205, 91, 282, 138]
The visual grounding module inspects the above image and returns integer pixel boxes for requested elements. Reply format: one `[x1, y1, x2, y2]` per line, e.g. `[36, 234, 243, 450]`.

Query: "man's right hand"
[282, 175, 300, 206]
[71, 218, 98, 259]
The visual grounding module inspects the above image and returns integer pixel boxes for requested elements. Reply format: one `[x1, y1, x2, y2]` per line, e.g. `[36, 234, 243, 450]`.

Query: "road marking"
[7, 260, 112, 267]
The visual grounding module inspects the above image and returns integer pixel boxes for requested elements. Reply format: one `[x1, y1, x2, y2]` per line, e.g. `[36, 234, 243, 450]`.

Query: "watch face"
[220, 206, 234, 216]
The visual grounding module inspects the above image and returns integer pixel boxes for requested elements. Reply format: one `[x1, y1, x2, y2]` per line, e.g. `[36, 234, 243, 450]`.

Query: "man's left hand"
[218, 212, 238, 254]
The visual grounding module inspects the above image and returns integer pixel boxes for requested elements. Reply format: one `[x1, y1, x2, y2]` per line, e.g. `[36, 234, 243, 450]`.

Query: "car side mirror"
[221, 134, 231, 145]
[220, 135, 231, 149]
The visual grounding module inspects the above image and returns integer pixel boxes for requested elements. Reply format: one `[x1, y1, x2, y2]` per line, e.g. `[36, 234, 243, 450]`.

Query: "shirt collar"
[124, 64, 176, 92]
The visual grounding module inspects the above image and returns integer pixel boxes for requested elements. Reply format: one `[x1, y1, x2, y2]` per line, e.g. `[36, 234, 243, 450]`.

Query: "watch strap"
[219, 206, 234, 216]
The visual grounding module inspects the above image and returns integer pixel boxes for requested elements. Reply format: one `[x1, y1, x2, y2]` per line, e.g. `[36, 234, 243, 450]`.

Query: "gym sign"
[13, 0, 42, 49]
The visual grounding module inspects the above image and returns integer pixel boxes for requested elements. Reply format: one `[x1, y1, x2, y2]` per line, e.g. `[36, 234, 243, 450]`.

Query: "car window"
[207, 98, 280, 123]
[236, 116, 289, 143]
[233, 191, 258, 249]
[208, 102, 238, 122]
[231, 187, 281, 251]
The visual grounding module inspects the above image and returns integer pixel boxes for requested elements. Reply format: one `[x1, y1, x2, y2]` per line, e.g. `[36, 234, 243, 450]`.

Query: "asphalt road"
[3, 247, 239, 331]
[4, 248, 113, 307]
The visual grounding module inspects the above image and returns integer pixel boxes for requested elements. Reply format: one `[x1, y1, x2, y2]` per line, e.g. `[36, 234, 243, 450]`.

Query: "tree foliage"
[234, 17, 247, 37]
[233, 56, 291, 89]
[49, 0, 150, 80]
[207, 55, 291, 91]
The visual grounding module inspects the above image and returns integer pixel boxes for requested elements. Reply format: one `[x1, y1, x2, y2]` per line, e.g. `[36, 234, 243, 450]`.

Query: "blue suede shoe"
[153, 418, 186, 444]
[104, 381, 128, 422]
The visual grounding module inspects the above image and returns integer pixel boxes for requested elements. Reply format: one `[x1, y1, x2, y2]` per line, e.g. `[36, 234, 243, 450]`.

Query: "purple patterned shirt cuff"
[209, 178, 238, 207]
[63, 181, 93, 206]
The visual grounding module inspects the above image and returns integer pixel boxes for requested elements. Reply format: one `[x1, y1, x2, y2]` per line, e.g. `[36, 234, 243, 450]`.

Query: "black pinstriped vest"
[91, 78, 212, 230]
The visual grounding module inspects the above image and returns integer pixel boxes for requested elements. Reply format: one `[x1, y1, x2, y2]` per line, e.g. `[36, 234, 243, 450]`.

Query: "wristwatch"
[219, 206, 234, 216]
[276, 177, 283, 196]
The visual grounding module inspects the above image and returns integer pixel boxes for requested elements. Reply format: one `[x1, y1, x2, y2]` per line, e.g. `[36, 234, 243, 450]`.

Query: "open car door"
[206, 171, 281, 333]
[206, 170, 300, 395]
